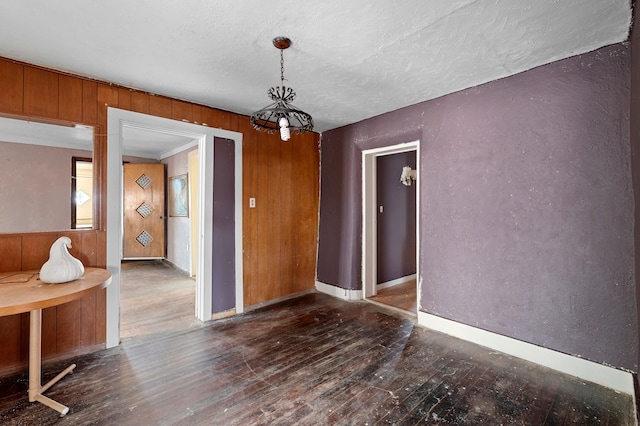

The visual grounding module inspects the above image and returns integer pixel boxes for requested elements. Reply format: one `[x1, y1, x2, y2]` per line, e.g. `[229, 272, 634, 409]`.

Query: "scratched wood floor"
[119, 260, 201, 340]
[0, 292, 634, 424]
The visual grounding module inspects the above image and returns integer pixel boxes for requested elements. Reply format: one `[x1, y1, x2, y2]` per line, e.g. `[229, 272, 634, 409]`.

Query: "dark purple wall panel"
[211, 137, 235, 313]
[317, 44, 637, 371]
[316, 130, 362, 287]
[376, 151, 417, 283]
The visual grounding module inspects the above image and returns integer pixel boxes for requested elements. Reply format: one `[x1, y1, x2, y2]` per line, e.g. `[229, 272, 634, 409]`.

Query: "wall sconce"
[400, 166, 417, 186]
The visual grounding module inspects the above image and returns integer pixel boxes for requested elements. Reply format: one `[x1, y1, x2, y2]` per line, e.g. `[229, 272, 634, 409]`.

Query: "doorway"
[106, 108, 244, 348]
[120, 259, 200, 339]
[362, 141, 420, 314]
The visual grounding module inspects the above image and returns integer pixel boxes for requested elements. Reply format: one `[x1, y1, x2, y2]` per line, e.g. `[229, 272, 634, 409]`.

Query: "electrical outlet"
[249, 198, 256, 208]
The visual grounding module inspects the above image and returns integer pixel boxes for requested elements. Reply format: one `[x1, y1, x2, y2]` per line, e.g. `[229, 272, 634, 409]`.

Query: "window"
[71, 157, 93, 229]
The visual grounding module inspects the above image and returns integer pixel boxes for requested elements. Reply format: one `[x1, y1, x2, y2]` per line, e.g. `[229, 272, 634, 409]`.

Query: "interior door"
[123, 163, 166, 259]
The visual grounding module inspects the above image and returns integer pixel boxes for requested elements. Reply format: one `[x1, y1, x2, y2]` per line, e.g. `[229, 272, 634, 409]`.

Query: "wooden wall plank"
[265, 134, 282, 302]
[253, 131, 271, 305]
[82, 80, 98, 124]
[293, 132, 320, 292]
[171, 100, 192, 122]
[94, 128, 107, 230]
[279, 136, 294, 295]
[0, 315, 22, 368]
[0, 59, 23, 113]
[95, 288, 107, 342]
[56, 300, 82, 352]
[20, 313, 29, 364]
[131, 91, 150, 114]
[231, 114, 243, 132]
[96, 231, 107, 268]
[0, 236, 22, 272]
[58, 74, 83, 122]
[21, 234, 58, 271]
[97, 83, 118, 107]
[192, 105, 203, 124]
[149, 95, 171, 118]
[80, 293, 96, 346]
[80, 232, 98, 267]
[23, 67, 59, 118]
[242, 119, 258, 305]
[118, 88, 132, 110]
[41, 307, 57, 357]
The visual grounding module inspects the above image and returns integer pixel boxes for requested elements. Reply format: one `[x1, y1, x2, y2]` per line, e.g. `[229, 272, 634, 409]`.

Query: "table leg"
[28, 309, 75, 416]
[27, 309, 41, 404]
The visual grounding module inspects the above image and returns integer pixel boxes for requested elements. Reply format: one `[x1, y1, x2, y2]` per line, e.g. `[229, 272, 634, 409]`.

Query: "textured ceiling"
[0, 0, 632, 133]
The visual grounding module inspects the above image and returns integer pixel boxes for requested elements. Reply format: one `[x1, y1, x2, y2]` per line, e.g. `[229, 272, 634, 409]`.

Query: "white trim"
[196, 136, 213, 321]
[361, 151, 377, 298]
[159, 139, 199, 160]
[362, 141, 420, 300]
[315, 281, 363, 301]
[418, 311, 636, 396]
[233, 133, 244, 314]
[377, 274, 417, 290]
[106, 108, 243, 348]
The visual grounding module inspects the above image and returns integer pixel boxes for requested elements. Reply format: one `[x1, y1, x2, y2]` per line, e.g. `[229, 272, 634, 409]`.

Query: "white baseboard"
[418, 311, 635, 397]
[316, 281, 363, 301]
[377, 274, 417, 290]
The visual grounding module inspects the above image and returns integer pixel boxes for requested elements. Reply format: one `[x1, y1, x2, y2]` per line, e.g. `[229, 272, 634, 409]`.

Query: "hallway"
[369, 279, 417, 315]
[120, 260, 201, 339]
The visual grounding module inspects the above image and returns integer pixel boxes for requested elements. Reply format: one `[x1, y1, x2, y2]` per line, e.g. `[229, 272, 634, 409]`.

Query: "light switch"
[249, 198, 256, 208]
[379, 205, 384, 213]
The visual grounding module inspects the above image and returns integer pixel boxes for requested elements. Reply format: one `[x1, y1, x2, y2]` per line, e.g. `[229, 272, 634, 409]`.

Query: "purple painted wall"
[317, 43, 637, 371]
[631, 4, 640, 374]
[376, 151, 417, 283]
[211, 137, 236, 313]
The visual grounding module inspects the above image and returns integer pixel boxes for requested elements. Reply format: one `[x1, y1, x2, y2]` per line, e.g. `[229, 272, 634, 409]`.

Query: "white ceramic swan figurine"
[40, 236, 85, 284]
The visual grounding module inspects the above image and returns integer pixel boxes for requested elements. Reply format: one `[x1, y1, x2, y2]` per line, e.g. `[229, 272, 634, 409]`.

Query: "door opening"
[362, 141, 420, 314]
[106, 108, 244, 348]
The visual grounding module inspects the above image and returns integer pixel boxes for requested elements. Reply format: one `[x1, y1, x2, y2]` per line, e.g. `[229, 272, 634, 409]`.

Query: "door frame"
[361, 140, 420, 301]
[106, 108, 244, 348]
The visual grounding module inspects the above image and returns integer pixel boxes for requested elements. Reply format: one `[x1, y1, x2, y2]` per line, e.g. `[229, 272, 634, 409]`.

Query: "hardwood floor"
[369, 280, 417, 314]
[120, 260, 201, 339]
[0, 292, 633, 425]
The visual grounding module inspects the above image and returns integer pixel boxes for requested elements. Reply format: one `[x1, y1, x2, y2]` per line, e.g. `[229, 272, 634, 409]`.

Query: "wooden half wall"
[0, 57, 320, 374]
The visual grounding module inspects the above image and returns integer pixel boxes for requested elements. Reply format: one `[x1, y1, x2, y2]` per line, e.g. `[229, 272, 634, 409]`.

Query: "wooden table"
[0, 267, 112, 416]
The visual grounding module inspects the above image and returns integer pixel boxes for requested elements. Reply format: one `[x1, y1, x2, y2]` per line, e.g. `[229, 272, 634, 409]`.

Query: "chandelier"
[250, 37, 313, 141]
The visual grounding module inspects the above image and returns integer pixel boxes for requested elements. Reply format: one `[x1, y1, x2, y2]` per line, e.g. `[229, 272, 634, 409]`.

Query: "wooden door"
[123, 163, 166, 259]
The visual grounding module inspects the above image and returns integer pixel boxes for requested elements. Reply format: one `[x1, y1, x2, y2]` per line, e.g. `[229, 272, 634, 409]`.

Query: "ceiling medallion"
[250, 37, 314, 141]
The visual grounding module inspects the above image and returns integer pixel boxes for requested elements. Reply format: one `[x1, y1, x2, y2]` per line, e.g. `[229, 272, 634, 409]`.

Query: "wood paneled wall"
[0, 56, 320, 373]
[241, 123, 320, 307]
[0, 231, 106, 376]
